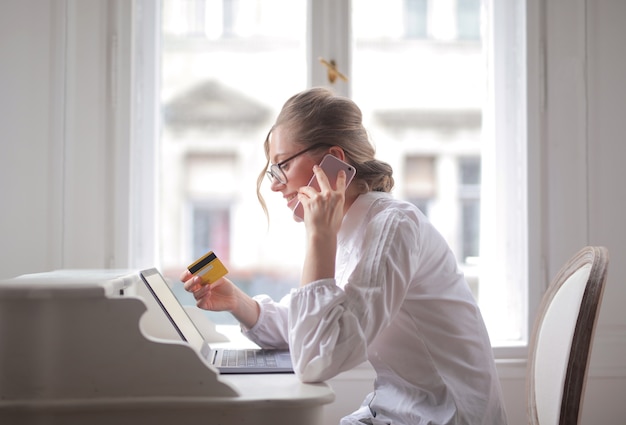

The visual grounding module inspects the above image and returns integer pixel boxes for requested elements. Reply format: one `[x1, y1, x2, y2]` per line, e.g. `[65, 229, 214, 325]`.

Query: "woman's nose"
[269, 177, 284, 192]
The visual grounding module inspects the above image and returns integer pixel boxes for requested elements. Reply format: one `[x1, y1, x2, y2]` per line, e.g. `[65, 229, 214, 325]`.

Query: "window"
[151, 0, 530, 348]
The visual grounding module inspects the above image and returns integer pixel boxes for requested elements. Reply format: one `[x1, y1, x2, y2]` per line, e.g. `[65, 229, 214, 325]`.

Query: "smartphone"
[293, 154, 357, 222]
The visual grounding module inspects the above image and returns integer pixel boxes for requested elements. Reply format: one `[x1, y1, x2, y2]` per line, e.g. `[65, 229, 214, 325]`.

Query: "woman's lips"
[285, 193, 298, 208]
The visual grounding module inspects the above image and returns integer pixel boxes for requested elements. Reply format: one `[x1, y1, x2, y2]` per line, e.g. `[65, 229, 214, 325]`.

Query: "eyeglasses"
[266, 143, 329, 185]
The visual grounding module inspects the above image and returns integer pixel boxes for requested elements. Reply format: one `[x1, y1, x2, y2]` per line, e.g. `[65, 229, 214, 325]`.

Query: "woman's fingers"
[180, 268, 192, 282]
[183, 274, 203, 291]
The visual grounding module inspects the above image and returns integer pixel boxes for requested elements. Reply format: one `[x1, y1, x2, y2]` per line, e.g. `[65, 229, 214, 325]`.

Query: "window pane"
[160, 0, 307, 324]
[404, 0, 428, 39]
[459, 157, 481, 261]
[352, 1, 483, 261]
[460, 156, 481, 186]
[352, 1, 522, 345]
[192, 205, 230, 261]
[461, 200, 480, 259]
[404, 155, 435, 217]
[457, 0, 481, 40]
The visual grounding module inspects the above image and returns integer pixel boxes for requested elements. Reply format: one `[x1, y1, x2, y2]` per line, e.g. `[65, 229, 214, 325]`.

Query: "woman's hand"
[297, 165, 347, 285]
[297, 165, 347, 236]
[181, 269, 237, 312]
[180, 269, 261, 329]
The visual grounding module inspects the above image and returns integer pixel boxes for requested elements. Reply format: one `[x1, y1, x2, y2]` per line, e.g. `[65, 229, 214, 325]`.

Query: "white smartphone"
[293, 154, 357, 222]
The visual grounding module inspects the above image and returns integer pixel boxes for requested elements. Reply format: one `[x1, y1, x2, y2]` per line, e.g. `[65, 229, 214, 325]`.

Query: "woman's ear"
[328, 146, 346, 161]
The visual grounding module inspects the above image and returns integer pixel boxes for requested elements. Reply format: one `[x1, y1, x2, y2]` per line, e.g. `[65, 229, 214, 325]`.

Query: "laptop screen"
[139, 268, 208, 353]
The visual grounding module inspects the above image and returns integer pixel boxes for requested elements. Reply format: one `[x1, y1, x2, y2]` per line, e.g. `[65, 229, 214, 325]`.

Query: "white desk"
[0, 270, 334, 425]
[0, 376, 334, 425]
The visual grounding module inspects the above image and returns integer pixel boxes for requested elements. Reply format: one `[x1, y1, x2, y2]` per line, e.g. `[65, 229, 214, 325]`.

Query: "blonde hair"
[256, 87, 394, 217]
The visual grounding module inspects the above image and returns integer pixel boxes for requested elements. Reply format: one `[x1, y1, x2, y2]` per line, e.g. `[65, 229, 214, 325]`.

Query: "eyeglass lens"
[267, 165, 286, 184]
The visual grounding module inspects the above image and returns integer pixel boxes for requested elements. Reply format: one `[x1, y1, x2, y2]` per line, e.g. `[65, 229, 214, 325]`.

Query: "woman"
[182, 87, 508, 424]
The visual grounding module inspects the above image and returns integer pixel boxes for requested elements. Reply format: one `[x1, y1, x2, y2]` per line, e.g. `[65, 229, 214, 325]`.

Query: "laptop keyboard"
[221, 349, 278, 368]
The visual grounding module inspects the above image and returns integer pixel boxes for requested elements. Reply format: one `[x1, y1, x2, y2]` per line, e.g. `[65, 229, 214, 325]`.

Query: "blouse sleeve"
[289, 211, 418, 383]
[242, 293, 291, 349]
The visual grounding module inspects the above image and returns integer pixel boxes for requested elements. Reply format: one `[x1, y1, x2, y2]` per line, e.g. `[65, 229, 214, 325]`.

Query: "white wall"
[0, 0, 133, 274]
[548, 1, 626, 422]
[1, 1, 61, 275]
[1, 1, 625, 423]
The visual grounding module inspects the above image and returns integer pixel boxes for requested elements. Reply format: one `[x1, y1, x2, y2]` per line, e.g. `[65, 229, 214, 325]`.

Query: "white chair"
[527, 246, 609, 425]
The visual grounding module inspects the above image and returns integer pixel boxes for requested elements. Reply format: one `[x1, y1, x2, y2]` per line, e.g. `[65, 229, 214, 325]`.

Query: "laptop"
[139, 268, 293, 374]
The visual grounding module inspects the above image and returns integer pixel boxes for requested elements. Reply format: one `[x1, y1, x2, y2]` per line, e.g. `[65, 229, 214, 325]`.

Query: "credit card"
[187, 251, 228, 285]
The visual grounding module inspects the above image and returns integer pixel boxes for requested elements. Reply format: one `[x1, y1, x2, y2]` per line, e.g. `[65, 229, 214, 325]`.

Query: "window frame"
[484, 0, 544, 359]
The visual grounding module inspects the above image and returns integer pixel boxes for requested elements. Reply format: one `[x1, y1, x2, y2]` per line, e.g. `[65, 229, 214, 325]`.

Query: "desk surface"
[220, 374, 335, 406]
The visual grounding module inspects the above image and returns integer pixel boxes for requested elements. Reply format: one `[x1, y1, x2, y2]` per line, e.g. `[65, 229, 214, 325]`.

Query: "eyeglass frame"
[266, 143, 331, 185]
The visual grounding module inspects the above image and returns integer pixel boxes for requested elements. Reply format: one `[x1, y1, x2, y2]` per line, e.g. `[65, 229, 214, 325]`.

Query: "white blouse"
[243, 192, 508, 425]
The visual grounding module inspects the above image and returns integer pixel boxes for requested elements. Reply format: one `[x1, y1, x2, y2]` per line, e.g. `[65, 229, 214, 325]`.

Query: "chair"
[527, 246, 609, 425]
